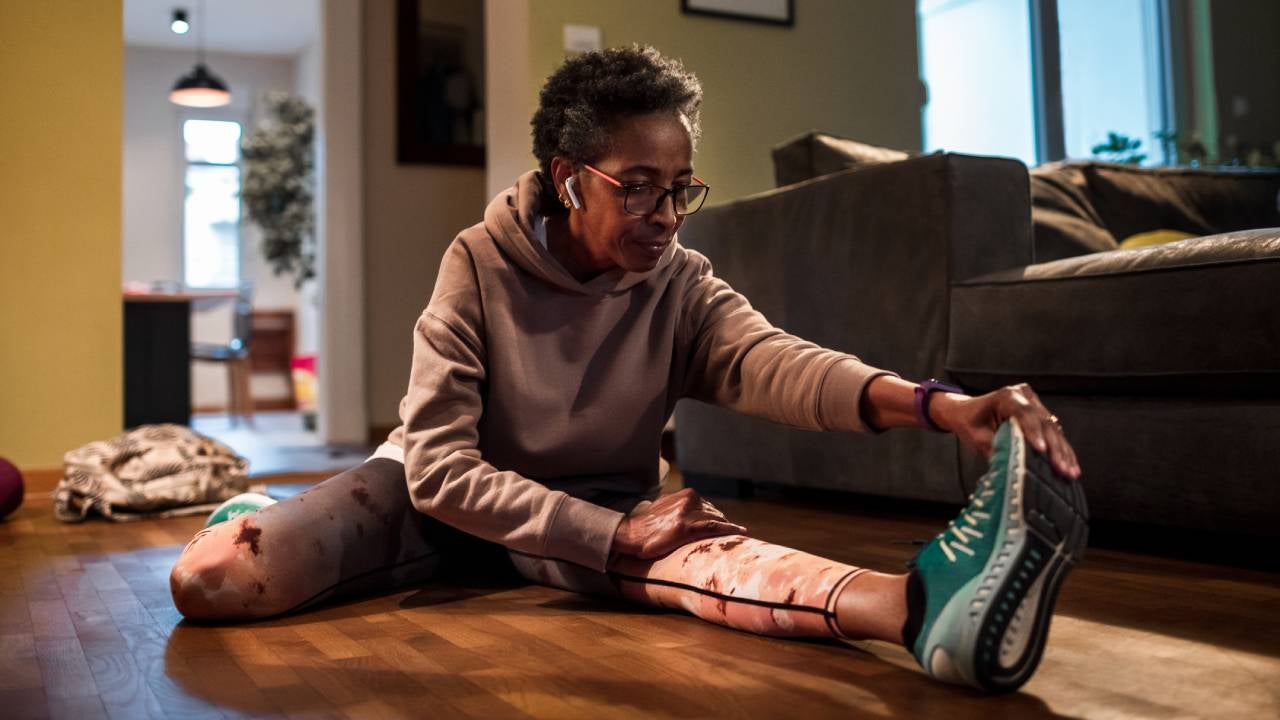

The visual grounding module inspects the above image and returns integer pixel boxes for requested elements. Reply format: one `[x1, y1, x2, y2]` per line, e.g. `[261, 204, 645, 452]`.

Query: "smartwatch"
[914, 378, 963, 433]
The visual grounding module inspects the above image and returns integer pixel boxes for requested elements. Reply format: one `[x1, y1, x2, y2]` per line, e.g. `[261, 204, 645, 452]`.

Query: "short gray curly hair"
[530, 45, 703, 180]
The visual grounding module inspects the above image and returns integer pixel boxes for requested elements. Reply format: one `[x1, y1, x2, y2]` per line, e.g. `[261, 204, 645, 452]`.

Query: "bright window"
[919, 0, 1037, 165]
[182, 119, 242, 289]
[1059, 0, 1168, 164]
[918, 0, 1170, 166]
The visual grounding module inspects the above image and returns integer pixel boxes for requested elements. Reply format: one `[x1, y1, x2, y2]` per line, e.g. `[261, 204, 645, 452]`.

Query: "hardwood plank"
[0, 687, 50, 720]
[0, 633, 43, 690]
[35, 636, 99, 700]
[0, 591, 34, 634]
[215, 626, 305, 690]
[290, 621, 371, 661]
[86, 650, 166, 719]
[45, 694, 109, 720]
[165, 650, 283, 717]
[113, 621, 227, 719]
[29, 598, 78, 640]
[22, 562, 63, 603]
[71, 608, 132, 658]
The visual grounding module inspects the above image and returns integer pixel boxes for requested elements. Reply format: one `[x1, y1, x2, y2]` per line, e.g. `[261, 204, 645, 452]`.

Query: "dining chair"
[191, 284, 253, 426]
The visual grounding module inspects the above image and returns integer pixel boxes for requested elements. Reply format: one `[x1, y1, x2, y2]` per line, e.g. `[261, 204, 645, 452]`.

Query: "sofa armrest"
[678, 152, 1032, 381]
[673, 152, 1032, 503]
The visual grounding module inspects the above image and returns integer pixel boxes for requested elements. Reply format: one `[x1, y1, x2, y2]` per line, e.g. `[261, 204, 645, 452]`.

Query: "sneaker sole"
[971, 421, 1089, 693]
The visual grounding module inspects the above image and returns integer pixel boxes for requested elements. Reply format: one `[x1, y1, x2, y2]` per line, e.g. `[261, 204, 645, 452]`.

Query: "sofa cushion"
[1085, 163, 1280, 241]
[771, 131, 909, 187]
[1030, 162, 1117, 262]
[1031, 209, 1119, 262]
[946, 228, 1280, 396]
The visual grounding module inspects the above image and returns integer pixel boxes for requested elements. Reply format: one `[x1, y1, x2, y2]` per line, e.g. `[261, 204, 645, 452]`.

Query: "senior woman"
[170, 46, 1087, 694]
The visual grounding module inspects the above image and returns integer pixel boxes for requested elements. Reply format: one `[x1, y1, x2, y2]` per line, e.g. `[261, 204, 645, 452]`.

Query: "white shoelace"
[937, 480, 995, 563]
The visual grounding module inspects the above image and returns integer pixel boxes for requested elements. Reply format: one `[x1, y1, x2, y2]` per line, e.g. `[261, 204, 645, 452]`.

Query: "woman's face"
[552, 112, 694, 276]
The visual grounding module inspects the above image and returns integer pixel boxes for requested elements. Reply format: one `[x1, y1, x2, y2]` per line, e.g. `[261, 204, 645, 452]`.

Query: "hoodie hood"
[484, 170, 678, 295]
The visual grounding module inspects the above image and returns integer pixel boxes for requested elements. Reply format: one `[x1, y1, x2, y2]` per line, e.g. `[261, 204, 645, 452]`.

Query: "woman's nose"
[649, 193, 679, 229]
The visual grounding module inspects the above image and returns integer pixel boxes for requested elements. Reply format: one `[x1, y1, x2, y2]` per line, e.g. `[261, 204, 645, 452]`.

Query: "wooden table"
[123, 289, 238, 428]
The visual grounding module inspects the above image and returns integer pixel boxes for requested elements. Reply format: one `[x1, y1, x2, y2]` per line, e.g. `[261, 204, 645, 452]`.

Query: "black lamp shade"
[170, 63, 231, 107]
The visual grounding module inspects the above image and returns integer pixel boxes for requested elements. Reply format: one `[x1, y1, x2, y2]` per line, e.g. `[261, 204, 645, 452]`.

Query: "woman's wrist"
[861, 375, 929, 430]
[860, 375, 967, 433]
[611, 517, 633, 554]
[926, 391, 966, 433]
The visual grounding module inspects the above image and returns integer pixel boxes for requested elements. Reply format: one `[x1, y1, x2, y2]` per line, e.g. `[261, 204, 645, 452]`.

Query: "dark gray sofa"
[674, 139, 1280, 536]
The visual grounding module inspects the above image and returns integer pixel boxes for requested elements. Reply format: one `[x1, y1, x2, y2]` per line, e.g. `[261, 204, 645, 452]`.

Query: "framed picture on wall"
[396, 0, 486, 166]
[681, 0, 794, 27]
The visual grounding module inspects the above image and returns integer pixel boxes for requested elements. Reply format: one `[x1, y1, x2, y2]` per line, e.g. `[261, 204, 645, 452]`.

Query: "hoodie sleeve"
[396, 245, 624, 573]
[679, 253, 897, 433]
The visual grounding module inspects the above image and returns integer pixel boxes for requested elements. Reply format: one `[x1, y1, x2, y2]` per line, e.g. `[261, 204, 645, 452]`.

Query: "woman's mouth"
[635, 239, 668, 257]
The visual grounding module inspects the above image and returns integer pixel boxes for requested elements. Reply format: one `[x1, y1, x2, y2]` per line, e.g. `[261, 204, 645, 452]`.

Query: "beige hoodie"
[381, 171, 894, 572]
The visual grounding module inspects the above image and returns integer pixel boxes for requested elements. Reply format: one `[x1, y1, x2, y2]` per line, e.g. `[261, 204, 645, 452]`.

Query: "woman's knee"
[169, 523, 289, 621]
[168, 458, 416, 622]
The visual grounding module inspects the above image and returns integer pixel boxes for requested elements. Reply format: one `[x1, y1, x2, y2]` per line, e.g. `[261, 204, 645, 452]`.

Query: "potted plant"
[241, 93, 318, 429]
[241, 92, 316, 287]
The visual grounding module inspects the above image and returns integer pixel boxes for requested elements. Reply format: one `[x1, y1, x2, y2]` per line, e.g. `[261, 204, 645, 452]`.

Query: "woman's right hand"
[609, 488, 747, 562]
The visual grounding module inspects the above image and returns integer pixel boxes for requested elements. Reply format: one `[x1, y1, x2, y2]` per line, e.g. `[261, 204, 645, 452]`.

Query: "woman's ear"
[549, 156, 579, 210]
[549, 156, 573, 189]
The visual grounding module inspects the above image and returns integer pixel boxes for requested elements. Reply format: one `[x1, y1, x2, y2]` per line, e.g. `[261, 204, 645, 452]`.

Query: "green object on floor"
[204, 492, 277, 528]
[907, 419, 1089, 693]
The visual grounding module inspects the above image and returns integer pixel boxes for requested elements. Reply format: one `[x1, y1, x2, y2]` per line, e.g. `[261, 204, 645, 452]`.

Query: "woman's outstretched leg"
[610, 536, 907, 643]
[169, 458, 461, 621]
[610, 420, 1088, 694]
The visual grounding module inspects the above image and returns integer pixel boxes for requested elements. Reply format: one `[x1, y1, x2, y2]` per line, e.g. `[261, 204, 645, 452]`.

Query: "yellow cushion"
[1118, 229, 1195, 250]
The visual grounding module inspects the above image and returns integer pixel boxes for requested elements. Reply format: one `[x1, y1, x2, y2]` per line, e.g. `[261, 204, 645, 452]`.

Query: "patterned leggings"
[169, 459, 867, 639]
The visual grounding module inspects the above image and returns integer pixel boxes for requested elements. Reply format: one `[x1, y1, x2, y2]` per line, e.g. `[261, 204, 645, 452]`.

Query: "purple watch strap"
[914, 379, 963, 433]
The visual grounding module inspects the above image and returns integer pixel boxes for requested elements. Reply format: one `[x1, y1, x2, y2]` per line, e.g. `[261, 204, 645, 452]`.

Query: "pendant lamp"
[170, 1, 230, 107]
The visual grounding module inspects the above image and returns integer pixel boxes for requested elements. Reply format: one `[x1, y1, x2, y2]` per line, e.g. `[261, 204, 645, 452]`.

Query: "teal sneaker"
[204, 492, 277, 528]
[904, 418, 1088, 693]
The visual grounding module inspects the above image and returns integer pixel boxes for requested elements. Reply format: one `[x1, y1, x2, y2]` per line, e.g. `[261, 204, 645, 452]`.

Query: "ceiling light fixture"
[169, 0, 230, 108]
[170, 8, 189, 35]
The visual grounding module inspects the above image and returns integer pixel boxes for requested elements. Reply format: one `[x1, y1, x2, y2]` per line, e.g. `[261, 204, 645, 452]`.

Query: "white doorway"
[121, 0, 366, 465]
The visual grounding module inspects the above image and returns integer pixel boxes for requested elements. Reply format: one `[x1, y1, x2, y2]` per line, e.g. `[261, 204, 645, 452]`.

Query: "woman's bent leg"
[169, 458, 455, 621]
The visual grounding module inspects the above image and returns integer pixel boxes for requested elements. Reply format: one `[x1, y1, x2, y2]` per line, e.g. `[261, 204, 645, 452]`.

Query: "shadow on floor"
[162, 613, 1078, 719]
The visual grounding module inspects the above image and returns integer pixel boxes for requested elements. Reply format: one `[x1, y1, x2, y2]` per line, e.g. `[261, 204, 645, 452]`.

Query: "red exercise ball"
[0, 457, 24, 521]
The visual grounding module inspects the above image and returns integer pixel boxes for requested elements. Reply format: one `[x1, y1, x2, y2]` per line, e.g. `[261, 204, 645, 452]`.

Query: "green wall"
[0, 2, 123, 467]
[528, 0, 922, 204]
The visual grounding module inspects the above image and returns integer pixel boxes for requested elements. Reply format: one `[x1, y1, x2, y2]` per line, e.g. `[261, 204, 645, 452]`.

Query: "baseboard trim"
[20, 467, 333, 502]
[682, 472, 755, 499]
[254, 397, 299, 411]
[18, 466, 63, 496]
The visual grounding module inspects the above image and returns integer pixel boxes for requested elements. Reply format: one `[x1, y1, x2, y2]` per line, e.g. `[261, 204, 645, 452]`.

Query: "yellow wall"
[0, 2, 123, 467]
[528, 0, 923, 204]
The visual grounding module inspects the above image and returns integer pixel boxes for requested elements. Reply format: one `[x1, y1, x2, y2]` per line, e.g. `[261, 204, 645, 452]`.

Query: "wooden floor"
[3, 474, 1278, 719]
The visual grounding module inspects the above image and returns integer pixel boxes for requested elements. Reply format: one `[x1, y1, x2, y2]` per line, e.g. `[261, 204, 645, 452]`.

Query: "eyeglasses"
[582, 163, 711, 217]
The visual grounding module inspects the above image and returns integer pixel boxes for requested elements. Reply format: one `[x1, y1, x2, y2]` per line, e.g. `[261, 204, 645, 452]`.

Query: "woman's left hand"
[931, 383, 1081, 480]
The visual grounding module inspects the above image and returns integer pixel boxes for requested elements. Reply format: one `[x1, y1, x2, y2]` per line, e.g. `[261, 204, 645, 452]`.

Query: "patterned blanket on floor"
[55, 424, 250, 522]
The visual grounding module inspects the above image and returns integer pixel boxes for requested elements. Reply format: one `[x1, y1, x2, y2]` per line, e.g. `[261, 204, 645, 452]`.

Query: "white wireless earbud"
[564, 176, 582, 209]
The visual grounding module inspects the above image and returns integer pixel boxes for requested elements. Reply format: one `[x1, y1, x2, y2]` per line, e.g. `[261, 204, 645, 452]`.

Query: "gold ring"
[1048, 414, 1061, 425]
